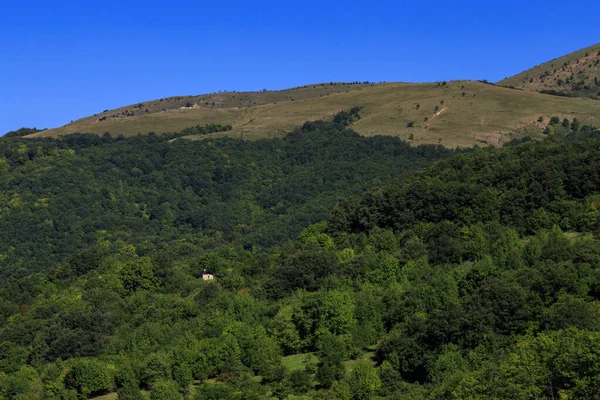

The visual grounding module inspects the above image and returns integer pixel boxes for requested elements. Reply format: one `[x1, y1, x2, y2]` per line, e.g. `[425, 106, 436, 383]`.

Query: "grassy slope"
[30, 81, 600, 147]
[31, 83, 371, 136]
[498, 43, 600, 98]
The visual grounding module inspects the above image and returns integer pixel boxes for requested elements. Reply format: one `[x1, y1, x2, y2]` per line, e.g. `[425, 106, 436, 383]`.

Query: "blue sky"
[0, 0, 599, 134]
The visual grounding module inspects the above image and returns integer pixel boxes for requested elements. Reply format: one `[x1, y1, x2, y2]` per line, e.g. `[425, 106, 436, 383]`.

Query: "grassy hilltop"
[499, 43, 600, 98]
[29, 80, 600, 147]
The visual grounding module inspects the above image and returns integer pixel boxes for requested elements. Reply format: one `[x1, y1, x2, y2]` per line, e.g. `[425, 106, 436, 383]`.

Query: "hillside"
[499, 43, 600, 98]
[0, 113, 457, 273]
[29, 82, 371, 137]
[5, 125, 600, 398]
[29, 80, 600, 147]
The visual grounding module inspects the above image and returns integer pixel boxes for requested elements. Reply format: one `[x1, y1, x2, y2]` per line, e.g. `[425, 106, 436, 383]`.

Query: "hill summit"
[499, 43, 600, 98]
[25, 43, 600, 147]
[28, 80, 600, 148]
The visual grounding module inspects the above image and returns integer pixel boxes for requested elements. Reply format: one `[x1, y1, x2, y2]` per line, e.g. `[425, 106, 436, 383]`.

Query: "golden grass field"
[30, 80, 600, 148]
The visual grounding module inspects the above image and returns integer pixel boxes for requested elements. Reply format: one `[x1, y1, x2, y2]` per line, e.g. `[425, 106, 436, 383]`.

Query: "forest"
[2, 111, 600, 399]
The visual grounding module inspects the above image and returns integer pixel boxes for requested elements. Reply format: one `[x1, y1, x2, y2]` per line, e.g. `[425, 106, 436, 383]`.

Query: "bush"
[150, 380, 180, 400]
[346, 361, 381, 400]
[406, 122, 414, 128]
[64, 359, 113, 398]
[288, 370, 313, 394]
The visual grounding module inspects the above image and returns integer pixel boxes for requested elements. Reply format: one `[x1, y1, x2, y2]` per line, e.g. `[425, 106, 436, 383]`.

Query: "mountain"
[28, 80, 600, 147]
[498, 43, 600, 98]
[7, 44, 600, 400]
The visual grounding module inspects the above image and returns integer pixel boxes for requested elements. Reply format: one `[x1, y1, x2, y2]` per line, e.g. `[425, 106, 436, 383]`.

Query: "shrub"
[288, 370, 313, 394]
[64, 359, 113, 398]
[346, 361, 381, 400]
[150, 380, 180, 400]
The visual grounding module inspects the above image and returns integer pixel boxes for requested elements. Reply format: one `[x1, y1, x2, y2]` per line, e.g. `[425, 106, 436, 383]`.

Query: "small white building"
[201, 269, 214, 281]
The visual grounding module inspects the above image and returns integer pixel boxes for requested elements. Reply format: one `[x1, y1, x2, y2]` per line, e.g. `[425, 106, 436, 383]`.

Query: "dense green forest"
[0, 109, 454, 279]
[3, 113, 600, 399]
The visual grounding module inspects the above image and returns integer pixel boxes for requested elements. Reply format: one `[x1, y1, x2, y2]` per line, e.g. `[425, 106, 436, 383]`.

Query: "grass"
[282, 352, 318, 372]
[30, 83, 370, 137]
[91, 390, 151, 400]
[281, 348, 376, 374]
[343, 350, 377, 371]
[30, 80, 600, 148]
[498, 42, 600, 95]
[91, 393, 117, 400]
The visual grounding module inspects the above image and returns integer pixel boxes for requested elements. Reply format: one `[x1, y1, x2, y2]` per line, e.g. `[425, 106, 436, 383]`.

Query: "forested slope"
[4, 115, 600, 399]
[0, 110, 455, 280]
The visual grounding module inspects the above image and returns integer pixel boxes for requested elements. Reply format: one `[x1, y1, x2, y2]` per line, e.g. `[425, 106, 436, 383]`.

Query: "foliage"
[3, 114, 600, 398]
[0, 112, 455, 276]
[63, 359, 113, 398]
[347, 361, 381, 400]
[3, 127, 46, 137]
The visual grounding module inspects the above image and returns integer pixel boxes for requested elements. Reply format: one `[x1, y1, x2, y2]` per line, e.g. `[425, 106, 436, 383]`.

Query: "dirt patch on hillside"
[472, 131, 505, 147]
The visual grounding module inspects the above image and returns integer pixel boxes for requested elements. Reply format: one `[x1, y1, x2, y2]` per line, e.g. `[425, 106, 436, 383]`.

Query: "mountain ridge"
[498, 42, 600, 98]
[27, 80, 600, 148]
[23, 44, 600, 147]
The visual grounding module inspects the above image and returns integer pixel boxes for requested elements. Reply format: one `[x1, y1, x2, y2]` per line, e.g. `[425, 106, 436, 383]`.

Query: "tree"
[115, 362, 143, 400]
[64, 359, 113, 398]
[141, 353, 172, 386]
[316, 362, 345, 389]
[288, 370, 313, 394]
[121, 257, 158, 294]
[271, 305, 302, 354]
[346, 361, 381, 400]
[150, 380, 181, 400]
[172, 362, 192, 395]
[316, 334, 347, 388]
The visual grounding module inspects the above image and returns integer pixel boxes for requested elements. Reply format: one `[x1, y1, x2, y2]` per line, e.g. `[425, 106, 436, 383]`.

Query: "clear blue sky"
[1, 0, 598, 134]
